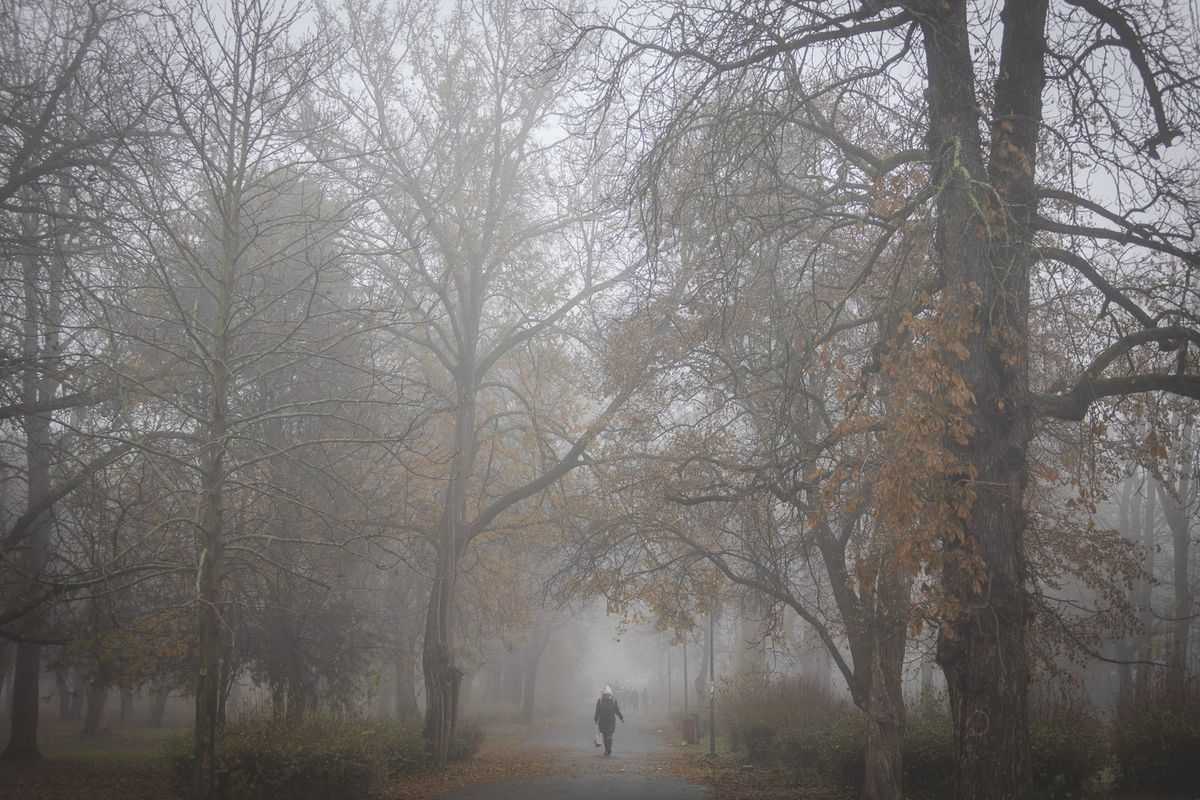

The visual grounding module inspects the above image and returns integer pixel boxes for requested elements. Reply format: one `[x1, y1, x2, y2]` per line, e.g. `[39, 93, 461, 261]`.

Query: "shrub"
[1114, 676, 1200, 795]
[449, 719, 485, 762]
[720, 676, 1106, 798]
[902, 710, 954, 799]
[168, 714, 445, 800]
[719, 674, 845, 765]
[774, 707, 866, 788]
[1026, 683, 1108, 800]
[900, 698, 1105, 800]
[1029, 719, 1106, 799]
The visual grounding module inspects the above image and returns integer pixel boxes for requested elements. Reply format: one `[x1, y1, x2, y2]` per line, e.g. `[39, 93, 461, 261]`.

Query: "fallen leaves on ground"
[637, 746, 850, 800]
[383, 723, 575, 799]
[0, 758, 175, 800]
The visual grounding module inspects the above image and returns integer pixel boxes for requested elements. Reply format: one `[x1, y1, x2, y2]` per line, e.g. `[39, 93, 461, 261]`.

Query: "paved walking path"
[437, 713, 710, 800]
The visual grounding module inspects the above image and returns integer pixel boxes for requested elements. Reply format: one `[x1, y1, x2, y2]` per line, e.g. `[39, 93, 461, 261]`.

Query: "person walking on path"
[594, 685, 624, 755]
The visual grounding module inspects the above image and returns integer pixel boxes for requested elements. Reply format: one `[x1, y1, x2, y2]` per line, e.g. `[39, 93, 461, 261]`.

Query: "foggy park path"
[435, 714, 711, 800]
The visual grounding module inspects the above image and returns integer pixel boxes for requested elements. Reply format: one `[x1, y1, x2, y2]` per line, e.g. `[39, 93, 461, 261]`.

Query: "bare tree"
[322, 0, 651, 763]
[0, 0, 149, 760]
[111, 1, 395, 793]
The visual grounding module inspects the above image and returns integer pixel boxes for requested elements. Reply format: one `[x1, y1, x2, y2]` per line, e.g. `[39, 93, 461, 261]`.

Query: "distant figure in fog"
[641, 687, 650, 711]
[594, 685, 624, 755]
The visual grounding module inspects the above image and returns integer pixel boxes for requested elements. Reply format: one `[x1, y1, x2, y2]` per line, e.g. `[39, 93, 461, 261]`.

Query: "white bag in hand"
[593, 733, 603, 747]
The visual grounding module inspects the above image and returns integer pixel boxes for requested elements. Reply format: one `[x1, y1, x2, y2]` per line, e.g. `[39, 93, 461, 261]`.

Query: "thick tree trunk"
[3, 645, 43, 759]
[2, 214, 60, 762]
[422, 349, 477, 764]
[915, 1, 1049, 798]
[422, 550, 464, 763]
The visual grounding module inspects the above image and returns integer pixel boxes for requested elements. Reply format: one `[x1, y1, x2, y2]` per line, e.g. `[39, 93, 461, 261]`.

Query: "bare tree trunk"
[1116, 475, 1138, 711]
[4, 645, 43, 759]
[864, 568, 909, 800]
[920, 652, 935, 711]
[520, 624, 551, 725]
[82, 682, 109, 735]
[120, 689, 134, 724]
[56, 671, 73, 723]
[502, 648, 524, 705]
[395, 649, 420, 722]
[0, 644, 12, 717]
[3, 212, 62, 762]
[66, 668, 84, 722]
[271, 682, 286, 722]
[286, 683, 308, 725]
[191, 357, 229, 800]
[147, 690, 169, 728]
[482, 651, 504, 705]
[1135, 472, 1157, 703]
[1158, 417, 1194, 687]
[422, 352, 477, 764]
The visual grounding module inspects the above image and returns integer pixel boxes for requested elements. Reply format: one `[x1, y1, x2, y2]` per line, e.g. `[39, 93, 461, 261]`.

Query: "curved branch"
[1036, 374, 1200, 421]
[1038, 246, 1155, 327]
[1063, 0, 1184, 155]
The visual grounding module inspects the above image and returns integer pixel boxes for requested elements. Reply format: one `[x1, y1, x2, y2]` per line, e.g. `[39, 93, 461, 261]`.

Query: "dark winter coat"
[594, 695, 623, 734]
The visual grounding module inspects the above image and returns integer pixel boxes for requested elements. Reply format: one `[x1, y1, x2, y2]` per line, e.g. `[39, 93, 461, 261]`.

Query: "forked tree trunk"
[915, 1, 1049, 797]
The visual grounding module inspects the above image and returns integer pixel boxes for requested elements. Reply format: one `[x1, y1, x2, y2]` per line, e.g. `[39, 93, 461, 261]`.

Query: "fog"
[0, 1, 1197, 799]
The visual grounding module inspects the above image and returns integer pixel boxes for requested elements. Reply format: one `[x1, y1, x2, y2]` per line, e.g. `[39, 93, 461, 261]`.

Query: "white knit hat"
[603, 685, 613, 696]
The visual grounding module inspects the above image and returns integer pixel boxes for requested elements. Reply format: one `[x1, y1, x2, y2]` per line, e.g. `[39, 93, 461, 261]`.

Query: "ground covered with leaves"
[0, 718, 848, 800]
[0, 723, 176, 800]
